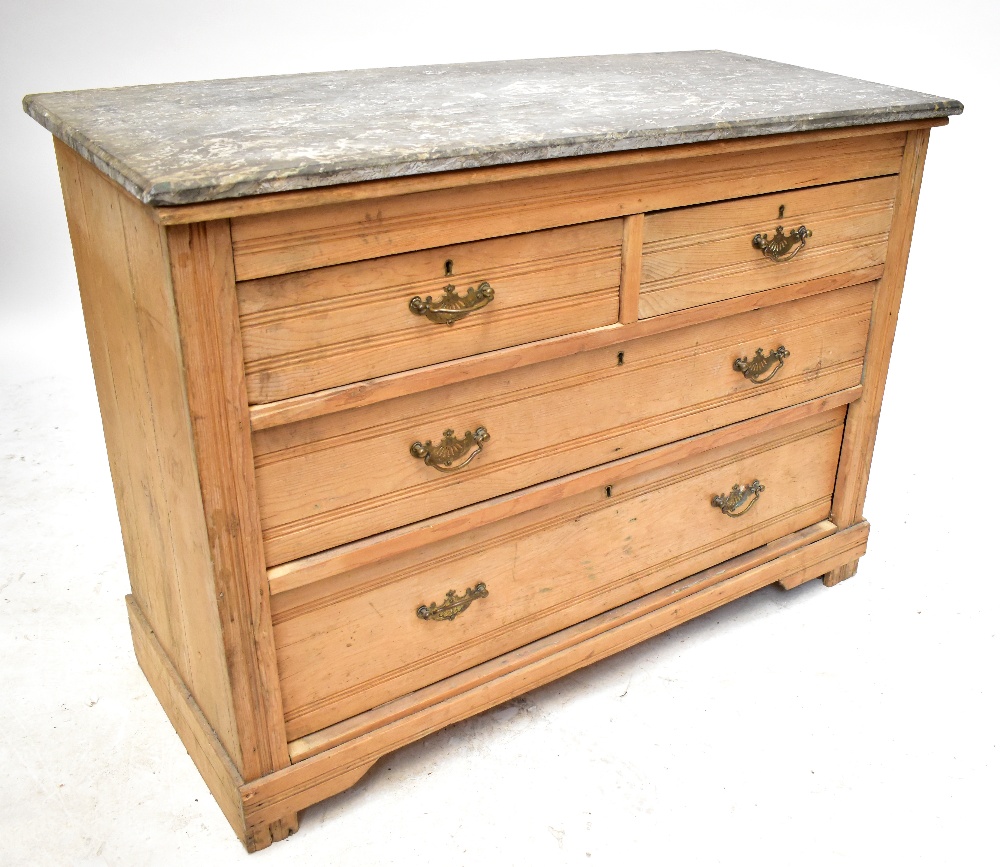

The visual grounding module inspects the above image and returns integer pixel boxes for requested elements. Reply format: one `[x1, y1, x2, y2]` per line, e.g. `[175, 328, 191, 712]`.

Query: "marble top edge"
[23, 51, 963, 207]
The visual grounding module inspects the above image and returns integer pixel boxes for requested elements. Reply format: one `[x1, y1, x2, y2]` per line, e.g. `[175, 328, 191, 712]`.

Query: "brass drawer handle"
[752, 224, 812, 263]
[417, 583, 489, 621]
[712, 480, 764, 517]
[733, 345, 790, 384]
[410, 426, 490, 472]
[410, 281, 495, 325]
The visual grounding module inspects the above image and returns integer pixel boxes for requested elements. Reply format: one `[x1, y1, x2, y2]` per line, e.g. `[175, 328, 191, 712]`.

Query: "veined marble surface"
[23, 51, 962, 206]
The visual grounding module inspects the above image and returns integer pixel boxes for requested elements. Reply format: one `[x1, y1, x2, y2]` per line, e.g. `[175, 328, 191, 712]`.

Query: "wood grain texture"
[619, 213, 644, 323]
[253, 283, 874, 565]
[127, 595, 299, 852]
[823, 559, 860, 588]
[229, 132, 905, 280]
[267, 388, 861, 594]
[55, 142, 243, 768]
[155, 120, 944, 226]
[272, 409, 846, 740]
[248, 267, 883, 430]
[639, 176, 895, 318]
[126, 595, 247, 843]
[239, 219, 622, 403]
[164, 220, 291, 783]
[827, 128, 931, 585]
[241, 519, 869, 829]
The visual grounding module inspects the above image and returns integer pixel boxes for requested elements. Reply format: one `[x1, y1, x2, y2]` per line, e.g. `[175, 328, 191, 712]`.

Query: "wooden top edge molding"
[153, 119, 946, 225]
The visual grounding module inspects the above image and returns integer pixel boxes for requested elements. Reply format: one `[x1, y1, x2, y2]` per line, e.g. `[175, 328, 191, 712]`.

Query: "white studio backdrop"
[1, 1, 997, 864]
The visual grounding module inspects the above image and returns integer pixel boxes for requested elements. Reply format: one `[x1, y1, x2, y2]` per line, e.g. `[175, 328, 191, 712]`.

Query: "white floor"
[1, 300, 996, 867]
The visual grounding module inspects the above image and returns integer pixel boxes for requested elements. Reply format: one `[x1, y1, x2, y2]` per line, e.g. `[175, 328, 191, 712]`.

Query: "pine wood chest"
[24, 52, 961, 851]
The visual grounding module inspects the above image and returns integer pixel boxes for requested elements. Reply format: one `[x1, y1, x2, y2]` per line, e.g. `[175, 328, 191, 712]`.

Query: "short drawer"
[638, 175, 895, 318]
[271, 406, 847, 740]
[252, 283, 873, 566]
[238, 220, 623, 404]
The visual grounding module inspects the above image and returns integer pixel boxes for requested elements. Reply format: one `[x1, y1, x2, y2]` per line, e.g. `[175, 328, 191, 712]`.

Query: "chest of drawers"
[24, 52, 961, 851]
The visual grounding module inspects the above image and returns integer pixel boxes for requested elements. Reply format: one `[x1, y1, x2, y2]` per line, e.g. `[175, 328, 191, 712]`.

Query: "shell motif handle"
[410, 426, 490, 473]
[712, 480, 765, 518]
[416, 582, 489, 621]
[733, 346, 790, 384]
[409, 281, 495, 326]
[752, 225, 812, 263]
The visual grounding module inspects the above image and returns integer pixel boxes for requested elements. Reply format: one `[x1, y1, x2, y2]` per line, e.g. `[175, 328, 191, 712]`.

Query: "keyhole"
[778, 205, 785, 219]
[444, 259, 454, 277]
[605, 486, 613, 498]
[617, 351, 625, 366]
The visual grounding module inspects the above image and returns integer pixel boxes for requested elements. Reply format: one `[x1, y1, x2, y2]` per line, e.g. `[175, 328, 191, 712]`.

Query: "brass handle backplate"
[410, 426, 490, 472]
[417, 583, 489, 621]
[712, 480, 764, 518]
[734, 346, 790, 384]
[752, 225, 812, 263]
[410, 281, 495, 325]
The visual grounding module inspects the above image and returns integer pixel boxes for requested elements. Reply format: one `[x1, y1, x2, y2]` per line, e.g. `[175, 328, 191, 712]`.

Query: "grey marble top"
[23, 51, 962, 207]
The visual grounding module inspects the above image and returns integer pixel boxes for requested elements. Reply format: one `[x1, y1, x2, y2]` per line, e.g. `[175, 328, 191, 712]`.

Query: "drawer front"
[271, 407, 846, 740]
[639, 176, 895, 318]
[239, 220, 623, 404]
[253, 283, 873, 566]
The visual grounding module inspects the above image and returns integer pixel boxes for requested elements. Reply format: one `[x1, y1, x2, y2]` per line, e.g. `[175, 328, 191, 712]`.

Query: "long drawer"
[238, 219, 623, 404]
[271, 406, 847, 741]
[253, 283, 874, 566]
